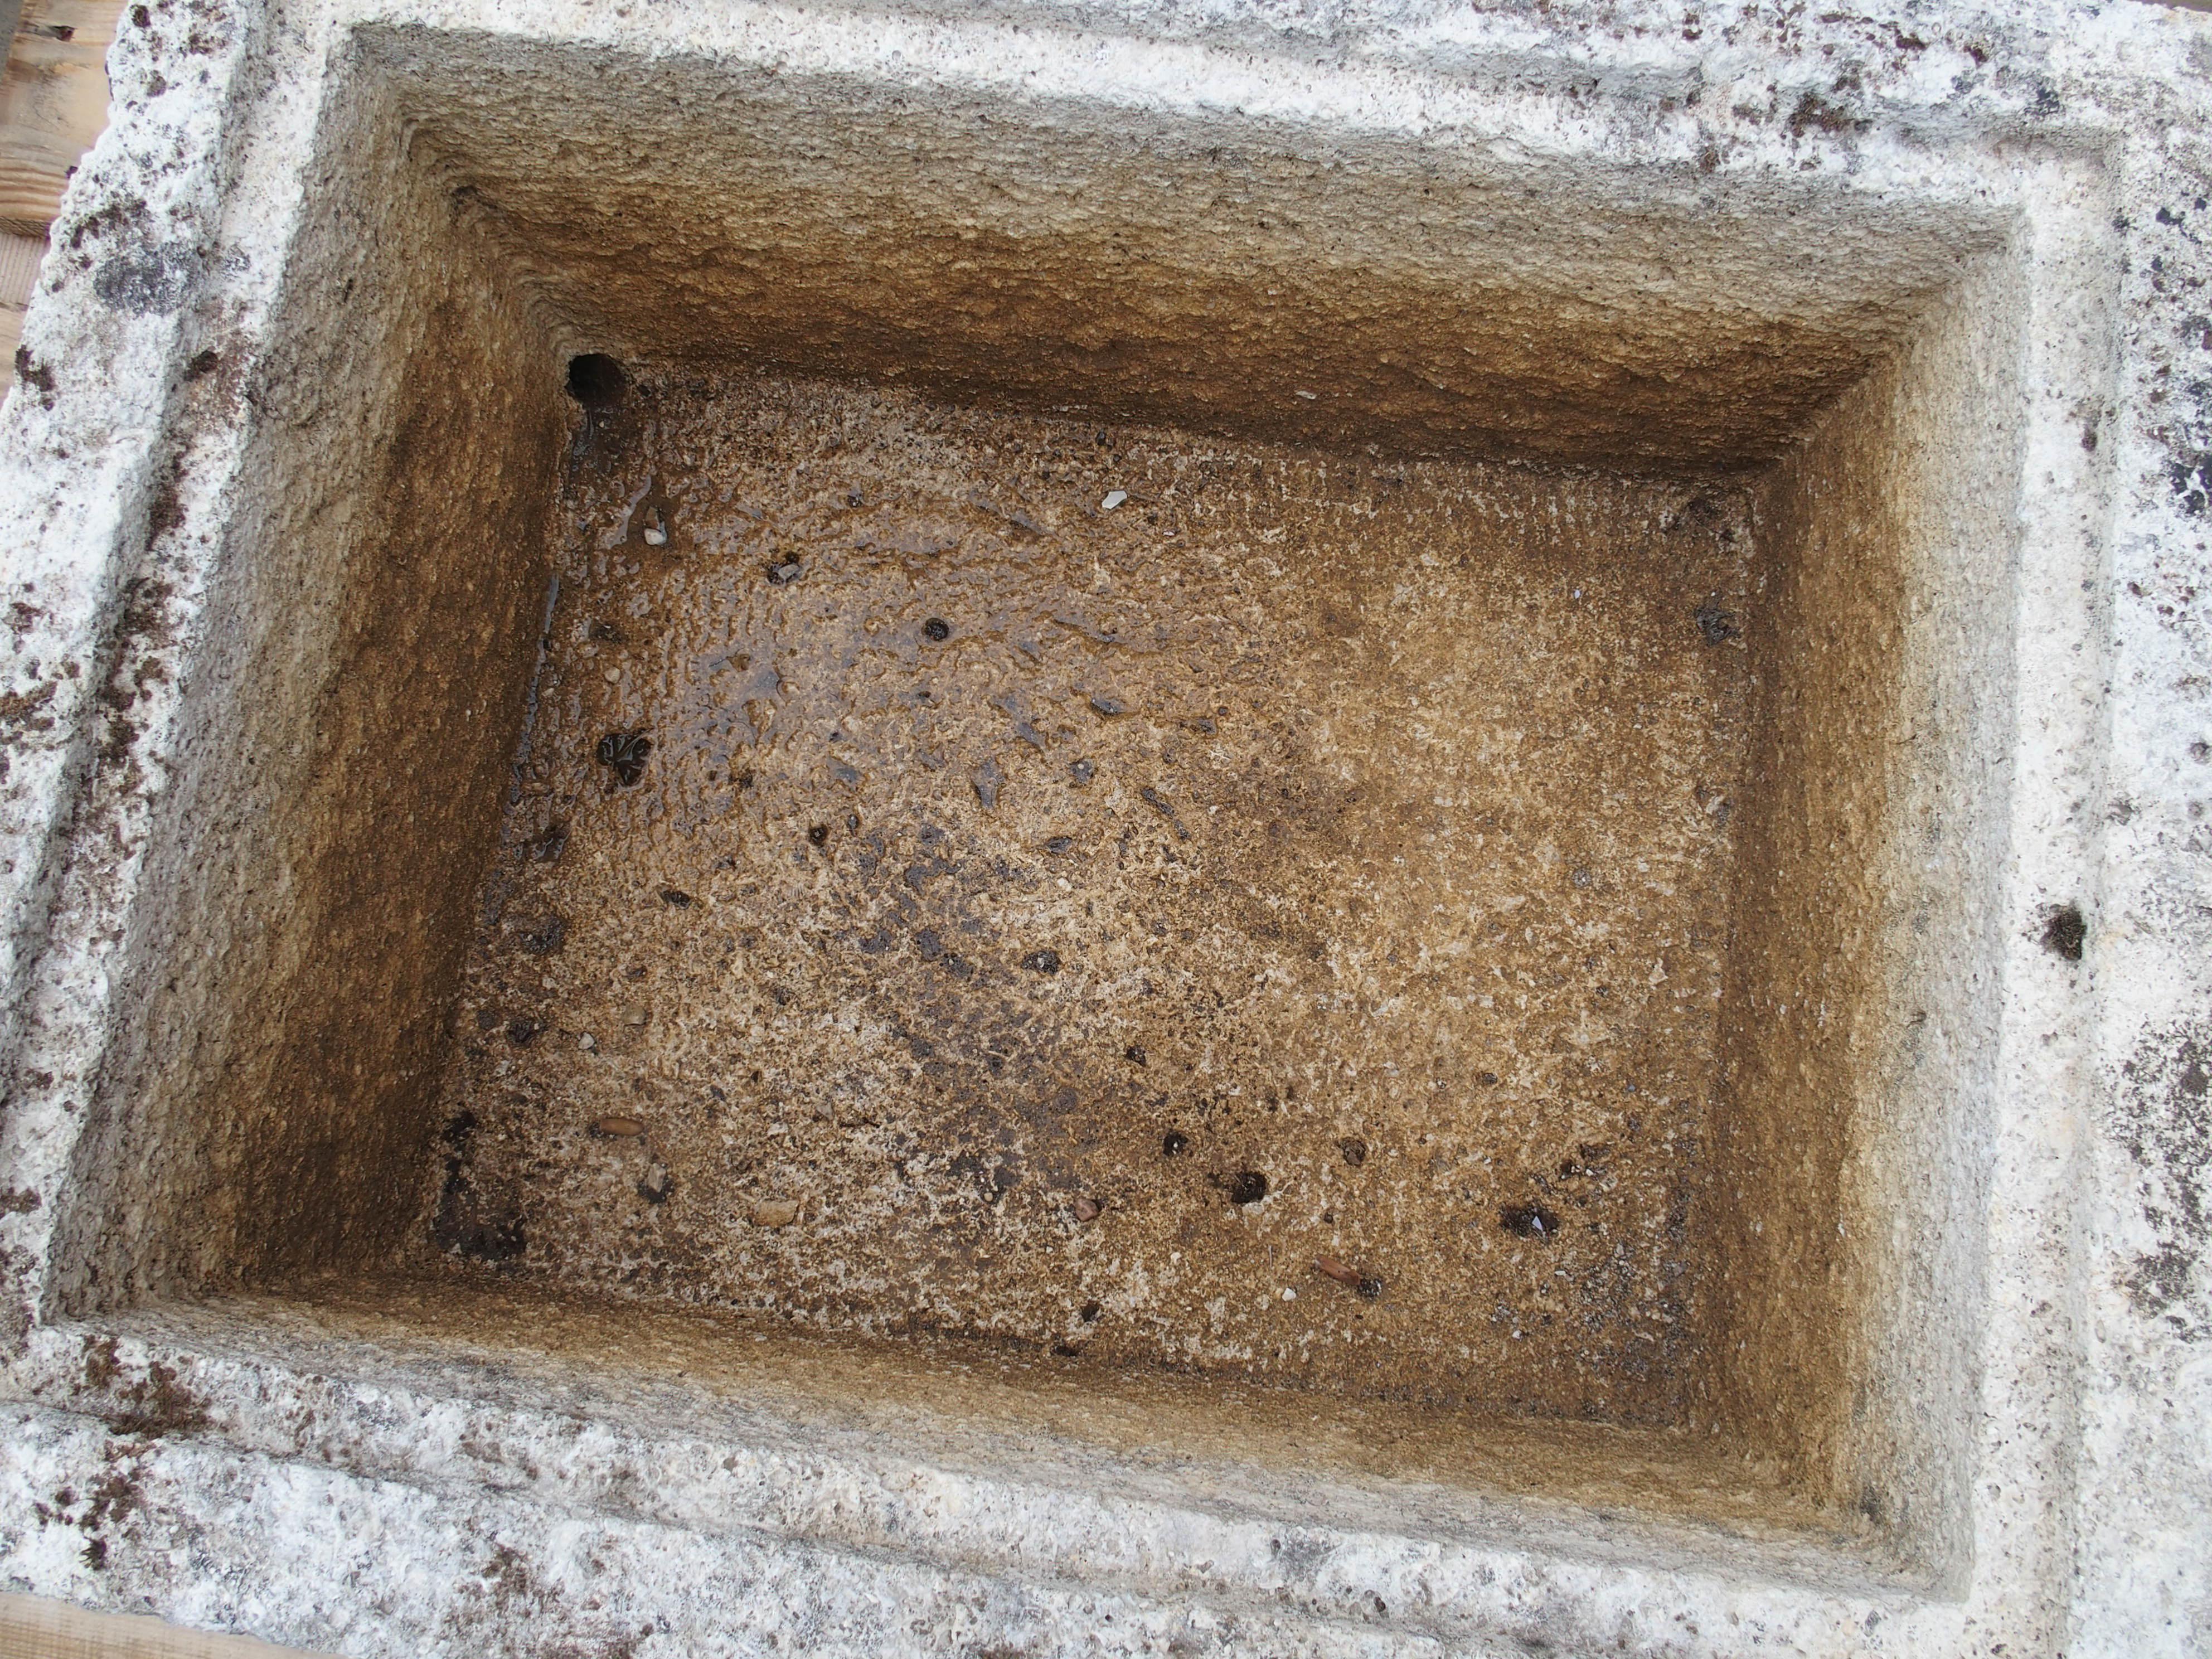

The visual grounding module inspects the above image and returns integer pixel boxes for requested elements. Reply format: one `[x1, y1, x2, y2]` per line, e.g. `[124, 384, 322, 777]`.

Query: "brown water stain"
[420, 370, 1753, 1425]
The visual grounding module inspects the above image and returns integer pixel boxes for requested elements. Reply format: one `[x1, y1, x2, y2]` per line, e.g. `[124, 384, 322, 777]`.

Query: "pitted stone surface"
[0, 2, 2201, 1656]
[432, 371, 1750, 1419]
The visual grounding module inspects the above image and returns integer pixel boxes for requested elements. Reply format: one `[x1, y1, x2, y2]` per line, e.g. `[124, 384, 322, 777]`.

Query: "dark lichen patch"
[13, 345, 54, 397]
[74, 1339, 211, 1439]
[91, 575, 180, 785]
[2041, 902, 2086, 962]
[91, 240, 200, 315]
[1786, 90, 1870, 138]
[143, 460, 186, 544]
[2117, 1023, 2212, 1333]
[0, 677, 59, 738]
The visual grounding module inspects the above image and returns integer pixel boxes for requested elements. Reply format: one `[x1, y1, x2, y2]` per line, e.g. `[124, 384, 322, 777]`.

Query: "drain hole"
[566, 352, 628, 409]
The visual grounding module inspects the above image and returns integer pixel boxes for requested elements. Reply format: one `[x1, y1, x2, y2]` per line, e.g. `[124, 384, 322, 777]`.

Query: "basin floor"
[421, 371, 1754, 1425]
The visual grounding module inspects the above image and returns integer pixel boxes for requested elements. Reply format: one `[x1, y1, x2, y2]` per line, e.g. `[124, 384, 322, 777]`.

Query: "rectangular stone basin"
[0, 12, 2131, 1650]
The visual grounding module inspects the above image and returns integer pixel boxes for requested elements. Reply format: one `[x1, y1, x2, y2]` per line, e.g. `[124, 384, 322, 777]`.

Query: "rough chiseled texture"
[0, 1, 2200, 1656]
[433, 372, 1749, 1422]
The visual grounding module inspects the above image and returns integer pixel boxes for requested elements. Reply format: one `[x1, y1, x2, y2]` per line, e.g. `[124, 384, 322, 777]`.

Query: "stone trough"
[0, 1, 2207, 1653]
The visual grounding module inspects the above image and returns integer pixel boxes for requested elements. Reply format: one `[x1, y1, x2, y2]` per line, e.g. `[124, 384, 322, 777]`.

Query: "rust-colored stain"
[424, 371, 1753, 1422]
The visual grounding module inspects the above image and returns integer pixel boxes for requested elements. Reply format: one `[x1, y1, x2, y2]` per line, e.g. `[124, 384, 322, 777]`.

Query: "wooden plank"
[0, 0, 118, 236]
[0, 0, 123, 358]
[0, 1594, 329, 1659]
[0, 228, 43, 360]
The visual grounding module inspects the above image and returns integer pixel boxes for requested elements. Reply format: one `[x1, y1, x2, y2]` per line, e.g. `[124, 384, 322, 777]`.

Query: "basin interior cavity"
[434, 372, 1752, 1427]
[49, 28, 2029, 1572]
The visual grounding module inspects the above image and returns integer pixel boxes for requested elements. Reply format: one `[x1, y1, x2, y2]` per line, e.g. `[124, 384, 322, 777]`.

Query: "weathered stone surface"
[0, 1, 2203, 1653]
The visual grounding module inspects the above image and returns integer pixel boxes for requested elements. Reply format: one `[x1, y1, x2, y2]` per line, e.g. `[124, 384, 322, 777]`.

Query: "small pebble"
[752, 1199, 799, 1229]
[973, 757, 1006, 809]
[1280, 1287, 1296, 1301]
[766, 557, 803, 585]
[1694, 595, 1740, 644]
[578, 1033, 597, 1051]
[1100, 490, 1127, 511]
[595, 730, 652, 785]
[1089, 694, 1127, 717]
[1501, 1204, 1560, 1240]
[1072, 1196, 1100, 1222]
[603, 668, 621, 683]
[624, 1006, 649, 1026]
[591, 1114, 643, 1137]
